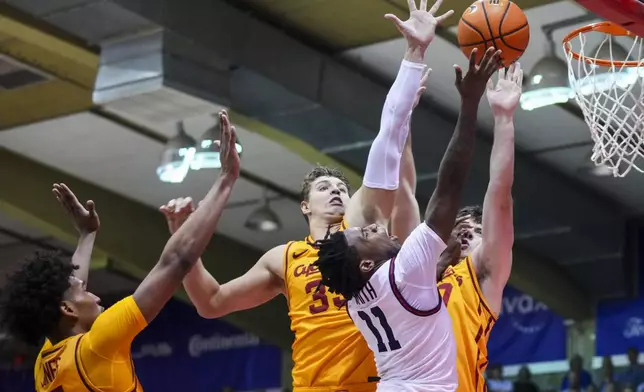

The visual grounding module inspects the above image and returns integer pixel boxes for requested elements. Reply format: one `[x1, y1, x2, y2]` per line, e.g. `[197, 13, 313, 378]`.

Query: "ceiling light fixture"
[156, 122, 196, 183]
[573, 39, 639, 97]
[520, 56, 572, 111]
[191, 114, 243, 170]
[245, 194, 281, 232]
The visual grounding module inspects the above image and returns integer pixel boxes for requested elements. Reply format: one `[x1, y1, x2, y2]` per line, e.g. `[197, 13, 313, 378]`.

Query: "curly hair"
[0, 251, 77, 345]
[457, 205, 483, 225]
[313, 231, 366, 301]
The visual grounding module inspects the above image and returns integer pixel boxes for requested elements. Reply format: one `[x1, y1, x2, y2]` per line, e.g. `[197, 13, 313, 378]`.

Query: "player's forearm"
[362, 60, 425, 191]
[488, 115, 515, 196]
[479, 115, 515, 280]
[161, 175, 236, 270]
[71, 231, 97, 283]
[182, 259, 223, 318]
[425, 98, 479, 241]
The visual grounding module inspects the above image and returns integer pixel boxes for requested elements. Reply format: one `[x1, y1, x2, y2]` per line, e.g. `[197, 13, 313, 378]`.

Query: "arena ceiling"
[0, 0, 640, 348]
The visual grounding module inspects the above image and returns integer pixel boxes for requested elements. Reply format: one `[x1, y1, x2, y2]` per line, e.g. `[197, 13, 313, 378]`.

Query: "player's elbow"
[195, 290, 231, 319]
[195, 305, 221, 319]
[158, 250, 195, 275]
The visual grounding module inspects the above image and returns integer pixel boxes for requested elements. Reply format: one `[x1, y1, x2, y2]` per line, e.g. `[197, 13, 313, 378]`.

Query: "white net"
[564, 28, 644, 177]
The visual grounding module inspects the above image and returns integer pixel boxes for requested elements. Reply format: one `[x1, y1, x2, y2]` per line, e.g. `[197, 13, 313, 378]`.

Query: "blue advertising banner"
[1, 299, 282, 392]
[488, 285, 567, 365]
[131, 299, 282, 391]
[596, 295, 644, 356]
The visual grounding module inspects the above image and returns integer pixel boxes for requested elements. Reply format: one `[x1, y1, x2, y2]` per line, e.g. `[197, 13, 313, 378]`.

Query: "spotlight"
[157, 122, 196, 183]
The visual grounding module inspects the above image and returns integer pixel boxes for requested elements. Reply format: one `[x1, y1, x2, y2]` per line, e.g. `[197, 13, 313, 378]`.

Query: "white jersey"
[347, 223, 457, 392]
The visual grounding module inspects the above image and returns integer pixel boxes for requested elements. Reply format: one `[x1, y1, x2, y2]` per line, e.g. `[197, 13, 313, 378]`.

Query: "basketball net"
[563, 22, 644, 177]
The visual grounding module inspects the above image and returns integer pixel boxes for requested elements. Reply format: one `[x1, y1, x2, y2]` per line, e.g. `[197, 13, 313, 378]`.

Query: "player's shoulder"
[258, 244, 288, 275]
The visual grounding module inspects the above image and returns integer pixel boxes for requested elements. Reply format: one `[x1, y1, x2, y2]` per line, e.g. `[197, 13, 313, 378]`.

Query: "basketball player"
[390, 63, 523, 392]
[0, 110, 241, 392]
[159, 2, 452, 391]
[311, 47, 502, 391]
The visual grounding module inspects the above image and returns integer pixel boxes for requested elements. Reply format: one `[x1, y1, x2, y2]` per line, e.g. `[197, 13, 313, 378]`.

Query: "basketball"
[457, 0, 530, 68]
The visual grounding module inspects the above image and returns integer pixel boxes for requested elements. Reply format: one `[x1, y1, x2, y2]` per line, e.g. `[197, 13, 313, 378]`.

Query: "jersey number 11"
[357, 306, 401, 353]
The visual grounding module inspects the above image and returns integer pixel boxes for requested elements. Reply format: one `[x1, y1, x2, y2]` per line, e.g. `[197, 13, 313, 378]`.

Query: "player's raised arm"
[473, 63, 522, 314]
[160, 198, 284, 319]
[344, 0, 452, 229]
[132, 110, 240, 324]
[52, 183, 100, 283]
[390, 70, 430, 242]
[425, 48, 501, 242]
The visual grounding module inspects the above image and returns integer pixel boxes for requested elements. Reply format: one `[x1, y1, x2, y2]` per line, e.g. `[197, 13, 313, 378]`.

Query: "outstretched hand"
[216, 110, 241, 179]
[486, 62, 523, 117]
[159, 197, 195, 235]
[385, 0, 454, 53]
[454, 47, 503, 102]
[53, 183, 100, 234]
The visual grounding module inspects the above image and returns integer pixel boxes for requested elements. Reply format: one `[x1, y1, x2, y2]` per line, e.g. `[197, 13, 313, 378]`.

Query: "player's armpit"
[82, 296, 147, 360]
[345, 186, 396, 229]
[391, 181, 420, 243]
[196, 245, 285, 319]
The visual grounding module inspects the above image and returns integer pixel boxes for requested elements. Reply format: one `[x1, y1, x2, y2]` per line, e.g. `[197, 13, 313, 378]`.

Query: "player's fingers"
[500, 65, 508, 81]
[479, 47, 495, 71]
[517, 69, 524, 88]
[384, 14, 405, 34]
[454, 214, 470, 225]
[435, 9, 454, 24]
[60, 183, 73, 198]
[86, 200, 95, 212]
[453, 65, 463, 85]
[230, 126, 237, 148]
[167, 199, 176, 210]
[428, 0, 442, 14]
[485, 50, 502, 75]
[421, 67, 432, 84]
[468, 48, 477, 71]
[407, 0, 418, 12]
[420, 0, 428, 12]
[219, 111, 229, 131]
[486, 78, 494, 91]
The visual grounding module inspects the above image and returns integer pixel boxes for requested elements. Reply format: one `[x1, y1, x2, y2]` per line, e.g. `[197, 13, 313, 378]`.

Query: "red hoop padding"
[575, 0, 644, 37]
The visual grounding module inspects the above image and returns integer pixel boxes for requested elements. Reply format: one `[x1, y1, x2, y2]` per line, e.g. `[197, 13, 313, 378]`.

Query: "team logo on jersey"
[502, 293, 549, 334]
[623, 317, 644, 339]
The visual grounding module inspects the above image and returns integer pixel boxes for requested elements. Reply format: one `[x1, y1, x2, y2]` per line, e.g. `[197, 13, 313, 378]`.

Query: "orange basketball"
[457, 0, 530, 68]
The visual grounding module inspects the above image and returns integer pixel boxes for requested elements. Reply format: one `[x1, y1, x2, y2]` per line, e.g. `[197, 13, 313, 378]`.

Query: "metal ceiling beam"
[229, 0, 561, 50]
[0, 147, 292, 348]
[0, 9, 96, 130]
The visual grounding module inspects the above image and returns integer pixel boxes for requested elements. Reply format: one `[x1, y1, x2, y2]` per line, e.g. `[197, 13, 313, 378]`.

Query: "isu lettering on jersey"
[284, 220, 378, 392]
[439, 256, 498, 392]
